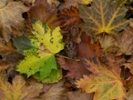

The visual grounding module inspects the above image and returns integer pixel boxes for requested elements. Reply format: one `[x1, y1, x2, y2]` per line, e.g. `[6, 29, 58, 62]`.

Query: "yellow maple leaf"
[0, 75, 43, 100]
[32, 20, 64, 54]
[79, 0, 128, 35]
[76, 60, 126, 100]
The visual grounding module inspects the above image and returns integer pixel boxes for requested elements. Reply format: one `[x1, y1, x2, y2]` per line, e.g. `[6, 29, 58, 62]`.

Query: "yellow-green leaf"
[76, 60, 125, 100]
[79, 0, 128, 35]
[32, 20, 64, 54]
[16, 54, 57, 78]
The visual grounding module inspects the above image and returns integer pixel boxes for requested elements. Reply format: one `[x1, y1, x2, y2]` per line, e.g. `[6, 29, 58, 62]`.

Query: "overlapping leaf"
[0, 75, 43, 100]
[76, 59, 125, 100]
[0, 1, 29, 42]
[32, 20, 64, 54]
[14, 20, 64, 83]
[79, 0, 128, 35]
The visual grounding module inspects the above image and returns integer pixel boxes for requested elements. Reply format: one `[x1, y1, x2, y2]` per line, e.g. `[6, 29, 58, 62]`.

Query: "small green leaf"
[16, 54, 57, 77]
[13, 35, 33, 54]
[13, 35, 38, 56]
[32, 20, 64, 54]
[39, 54, 57, 80]
[34, 69, 62, 83]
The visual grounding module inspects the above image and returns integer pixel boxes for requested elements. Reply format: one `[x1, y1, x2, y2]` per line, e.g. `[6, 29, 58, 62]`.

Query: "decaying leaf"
[29, 0, 57, 23]
[57, 33, 100, 79]
[0, 75, 43, 100]
[57, 57, 90, 79]
[116, 25, 133, 55]
[60, 0, 92, 9]
[98, 35, 118, 52]
[76, 59, 125, 100]
[40, 80, 66, 100]
[127, 84, 133, 100]
[58, 6, 83, 43]
[65, 90, 93, 100]
[79, 0, 128, 35]
[47, 0, 60, 6]
[0, 1, 29, 42]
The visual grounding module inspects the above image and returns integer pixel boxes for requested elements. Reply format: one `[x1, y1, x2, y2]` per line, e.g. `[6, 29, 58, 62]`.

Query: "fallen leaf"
[58, 6, 83, 43]
[13, 35, 38, 56]
[65, 90, 93, 100]
[14, 20, 64, 83]
[0, 38, 15, 56]
[32, 20, 64, 54]
[77, 32, 101, 58]
[40, 80, 66, 100]
[60, 0, 92, 9]
[98, 35, 118, 52]
[79, 0, 128, 35]
[76, 59, 126, 100]
[0, 1, 29, 42]
[116, 25, 133, 55]
[126, 83, 133, 100]
[47, 0, 60, 6]
[0, 75, 43, 100]
[57, 57, 90, 79]
[57, 33, 100, 79]
[29, 0, 57, 23]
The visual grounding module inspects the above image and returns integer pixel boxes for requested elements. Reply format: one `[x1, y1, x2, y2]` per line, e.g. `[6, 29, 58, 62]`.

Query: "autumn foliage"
[1, 0, 133, 100]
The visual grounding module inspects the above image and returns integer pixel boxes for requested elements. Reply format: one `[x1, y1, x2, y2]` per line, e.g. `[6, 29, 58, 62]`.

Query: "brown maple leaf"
[0, 1, 29, 42]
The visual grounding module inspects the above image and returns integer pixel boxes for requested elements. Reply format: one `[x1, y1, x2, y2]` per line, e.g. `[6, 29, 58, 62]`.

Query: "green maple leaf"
[14, 20, 64, 83]
[34, 69, 62, 83]
[79, 0, 128, 35]
[16, 54, 57, 77]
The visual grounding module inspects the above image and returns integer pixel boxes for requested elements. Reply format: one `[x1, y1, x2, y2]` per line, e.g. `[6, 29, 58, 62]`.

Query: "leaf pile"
[1, 0, 133, 100]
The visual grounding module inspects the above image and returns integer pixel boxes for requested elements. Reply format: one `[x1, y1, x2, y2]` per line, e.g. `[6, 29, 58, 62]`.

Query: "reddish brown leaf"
[29, 0, 57, 23]
[77, 33, 101, 58]
[57, 33, 100, 79]
[58, 6, 83, 43]
[57, 57, 90, 79]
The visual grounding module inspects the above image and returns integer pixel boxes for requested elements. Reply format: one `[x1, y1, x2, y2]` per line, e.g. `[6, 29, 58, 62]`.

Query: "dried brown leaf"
[40, 80, 66, 100]
[116, 25, 133, 55]
[0, 1, 29, 42]
[0, 75, 43, 100]
[64, 90, 93, 100]
[29, 0, 57, 23]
